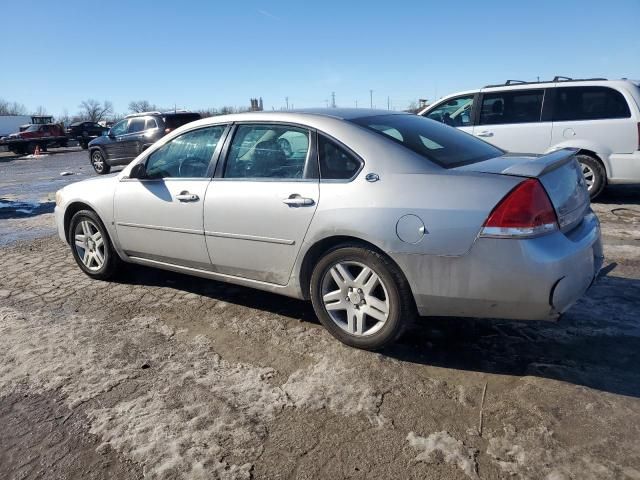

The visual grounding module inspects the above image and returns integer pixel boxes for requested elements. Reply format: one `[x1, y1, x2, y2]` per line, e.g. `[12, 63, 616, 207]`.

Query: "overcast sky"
[1, 0, 639, 116]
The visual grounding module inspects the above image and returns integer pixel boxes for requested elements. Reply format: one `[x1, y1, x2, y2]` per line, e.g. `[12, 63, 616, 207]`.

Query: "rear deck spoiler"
[500, 148, 578, 178]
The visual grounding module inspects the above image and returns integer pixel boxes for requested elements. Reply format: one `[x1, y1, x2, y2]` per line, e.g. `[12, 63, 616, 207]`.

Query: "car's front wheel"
[310, 245, 414, 350]
[68, 210, 121, 280]
[90, 150, 110, 174]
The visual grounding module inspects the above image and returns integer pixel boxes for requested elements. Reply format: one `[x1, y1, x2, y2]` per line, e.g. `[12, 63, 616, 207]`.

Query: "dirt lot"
[0, 152, 639, 479]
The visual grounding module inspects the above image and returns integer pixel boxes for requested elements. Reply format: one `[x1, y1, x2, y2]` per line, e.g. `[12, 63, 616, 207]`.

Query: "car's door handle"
[476, 131, 494, 137]
[175, 191, 199, 202]
[283, 195, 315, 207]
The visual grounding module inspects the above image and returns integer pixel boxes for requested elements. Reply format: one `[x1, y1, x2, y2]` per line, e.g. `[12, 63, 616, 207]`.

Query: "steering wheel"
[178, 155, 208, 177]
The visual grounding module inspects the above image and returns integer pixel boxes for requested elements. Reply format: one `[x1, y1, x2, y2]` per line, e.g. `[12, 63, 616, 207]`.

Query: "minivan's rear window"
[163, 113, 202, 130]
[350, 114, 503, 168]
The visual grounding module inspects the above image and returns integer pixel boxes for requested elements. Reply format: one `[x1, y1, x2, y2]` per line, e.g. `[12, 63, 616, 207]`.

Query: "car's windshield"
[23, 125, 41, 132]
[349, 114, 503, 168]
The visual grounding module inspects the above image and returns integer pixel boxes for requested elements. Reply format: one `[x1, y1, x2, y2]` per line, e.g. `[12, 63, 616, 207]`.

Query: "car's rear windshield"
[349, 114, 503, 168]
[163, 113, 202, 130]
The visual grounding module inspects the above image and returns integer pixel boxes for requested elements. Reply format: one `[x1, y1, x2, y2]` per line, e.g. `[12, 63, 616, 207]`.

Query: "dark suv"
[66, 121, 109, 149]
[88, 111, 201, 174]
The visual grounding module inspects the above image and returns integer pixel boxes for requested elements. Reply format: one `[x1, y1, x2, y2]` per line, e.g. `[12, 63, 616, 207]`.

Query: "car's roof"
[285, 108, 407, 120]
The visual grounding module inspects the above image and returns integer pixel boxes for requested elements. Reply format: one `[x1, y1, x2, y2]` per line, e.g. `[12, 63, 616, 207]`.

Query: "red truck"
[0, 122, 69, 155]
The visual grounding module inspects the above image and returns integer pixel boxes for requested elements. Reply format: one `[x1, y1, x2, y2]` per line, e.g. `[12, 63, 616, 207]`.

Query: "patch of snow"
[282, 353, 385, 425]
[406, 431, 479, 479]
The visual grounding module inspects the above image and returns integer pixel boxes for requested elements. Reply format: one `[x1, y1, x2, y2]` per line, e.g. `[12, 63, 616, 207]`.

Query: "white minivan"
[419, 77, 640, 198]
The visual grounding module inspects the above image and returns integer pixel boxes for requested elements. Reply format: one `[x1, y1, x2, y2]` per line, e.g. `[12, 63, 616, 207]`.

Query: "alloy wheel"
[92, 151, 104, 173]
[581, 163, 595, 191]
[321, 261, 390, 336]
[73, 219, 105, 271]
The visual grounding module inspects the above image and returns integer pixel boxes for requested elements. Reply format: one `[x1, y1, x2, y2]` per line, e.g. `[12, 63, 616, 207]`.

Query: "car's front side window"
[110, 120, 128, 136]
[479, 89, 544, 125]
[144, 126, 225, 179]
[224, 124, 310, 179]
[424, 95, 474, 127]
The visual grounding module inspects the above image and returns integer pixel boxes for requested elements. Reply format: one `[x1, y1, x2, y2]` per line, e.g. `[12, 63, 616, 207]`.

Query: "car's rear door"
[114, 125, 228, 268]
[549, 86, 636, 153]
[473, 88, 552, 153]
[204, 123, 319, 285]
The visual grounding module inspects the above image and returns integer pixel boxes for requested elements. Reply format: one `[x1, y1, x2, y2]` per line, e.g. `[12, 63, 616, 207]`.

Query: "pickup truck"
[0, 123, 68, 155]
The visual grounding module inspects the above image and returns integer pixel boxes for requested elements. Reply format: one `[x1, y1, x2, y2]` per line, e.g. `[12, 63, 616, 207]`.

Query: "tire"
[577, 154, 606, 200]
[26, 142, 36, 155]
[310, 245, 415, 350]
[68, 209, 122, 280]
[90, 149, 110, 174]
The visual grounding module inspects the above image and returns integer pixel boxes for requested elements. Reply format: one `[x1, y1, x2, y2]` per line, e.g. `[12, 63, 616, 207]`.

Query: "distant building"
[249, 97, 264, 111]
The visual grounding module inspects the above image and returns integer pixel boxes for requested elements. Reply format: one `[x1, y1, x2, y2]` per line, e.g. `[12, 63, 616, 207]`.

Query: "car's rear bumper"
[392, 211, 603, 320]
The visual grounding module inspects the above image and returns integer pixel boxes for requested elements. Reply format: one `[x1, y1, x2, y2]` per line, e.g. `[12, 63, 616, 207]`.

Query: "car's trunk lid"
[455, 148, 590, 231]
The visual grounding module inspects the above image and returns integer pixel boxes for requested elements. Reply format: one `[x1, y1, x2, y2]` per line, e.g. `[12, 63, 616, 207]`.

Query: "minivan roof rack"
[483, 76, 609, 88]
[125, 111, 162, 118]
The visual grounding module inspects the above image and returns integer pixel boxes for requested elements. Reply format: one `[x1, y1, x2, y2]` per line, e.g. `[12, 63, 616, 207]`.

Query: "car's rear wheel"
[310, 245, 414, 350]
[90, 150, 110, 174]
[577, 154, 605, 200]
[68, 209, 121, 280]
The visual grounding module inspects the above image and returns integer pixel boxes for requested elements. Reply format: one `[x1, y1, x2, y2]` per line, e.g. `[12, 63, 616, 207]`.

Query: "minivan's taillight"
[480, 179, 558, 238]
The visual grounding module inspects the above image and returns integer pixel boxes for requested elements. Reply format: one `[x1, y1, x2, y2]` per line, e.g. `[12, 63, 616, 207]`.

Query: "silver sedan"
[55, 109, 603, 349]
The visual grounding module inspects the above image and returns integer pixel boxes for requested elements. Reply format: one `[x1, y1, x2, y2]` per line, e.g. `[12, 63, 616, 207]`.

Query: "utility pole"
[285, 97, 289, 110]
[331, 91, 336, 108]
[355, 100, 358, 108]
[387, 96, 390, 110]
[325, 99, 329, 108]
[369, 90, 373, 108]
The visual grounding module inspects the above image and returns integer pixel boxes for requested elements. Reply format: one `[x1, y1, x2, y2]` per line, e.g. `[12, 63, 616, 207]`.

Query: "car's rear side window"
[479, 89, 544, 125]
[553, 86, 631, 121]
[164, 113, 202, 130]
[350, 114, 503, 168]
[318, 135, 362, 180]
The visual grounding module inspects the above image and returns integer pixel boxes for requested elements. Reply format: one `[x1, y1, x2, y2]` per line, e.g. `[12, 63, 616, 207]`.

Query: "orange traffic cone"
[34, 145, 40, 157]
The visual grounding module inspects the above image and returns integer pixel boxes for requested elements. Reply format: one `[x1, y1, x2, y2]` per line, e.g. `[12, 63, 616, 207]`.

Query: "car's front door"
[118, 117, 147, 163]
[472, 88, 551, 153]
[104, 119, 130, 161]
[114, 125, 227, 268]
[204, 123, 319, 285]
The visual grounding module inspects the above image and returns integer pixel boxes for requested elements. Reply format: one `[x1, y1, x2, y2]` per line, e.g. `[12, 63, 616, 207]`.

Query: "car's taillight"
[480, 178, 558, 238]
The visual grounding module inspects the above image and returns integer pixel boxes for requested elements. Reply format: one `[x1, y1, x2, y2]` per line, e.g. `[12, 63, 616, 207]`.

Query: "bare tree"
[78, 99, 114, 122]
[34, 105, 47, 116]
[0, 98, 28, 115]
[128, 100, 157, 113]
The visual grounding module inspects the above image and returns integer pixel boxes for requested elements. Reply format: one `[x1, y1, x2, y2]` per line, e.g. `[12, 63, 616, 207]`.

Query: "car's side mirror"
[108, 130, 116, 139]
[129, 163, 146, 179]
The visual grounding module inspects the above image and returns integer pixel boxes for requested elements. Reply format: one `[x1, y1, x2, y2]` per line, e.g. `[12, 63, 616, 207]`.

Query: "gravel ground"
[0, 152, 639, 479]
